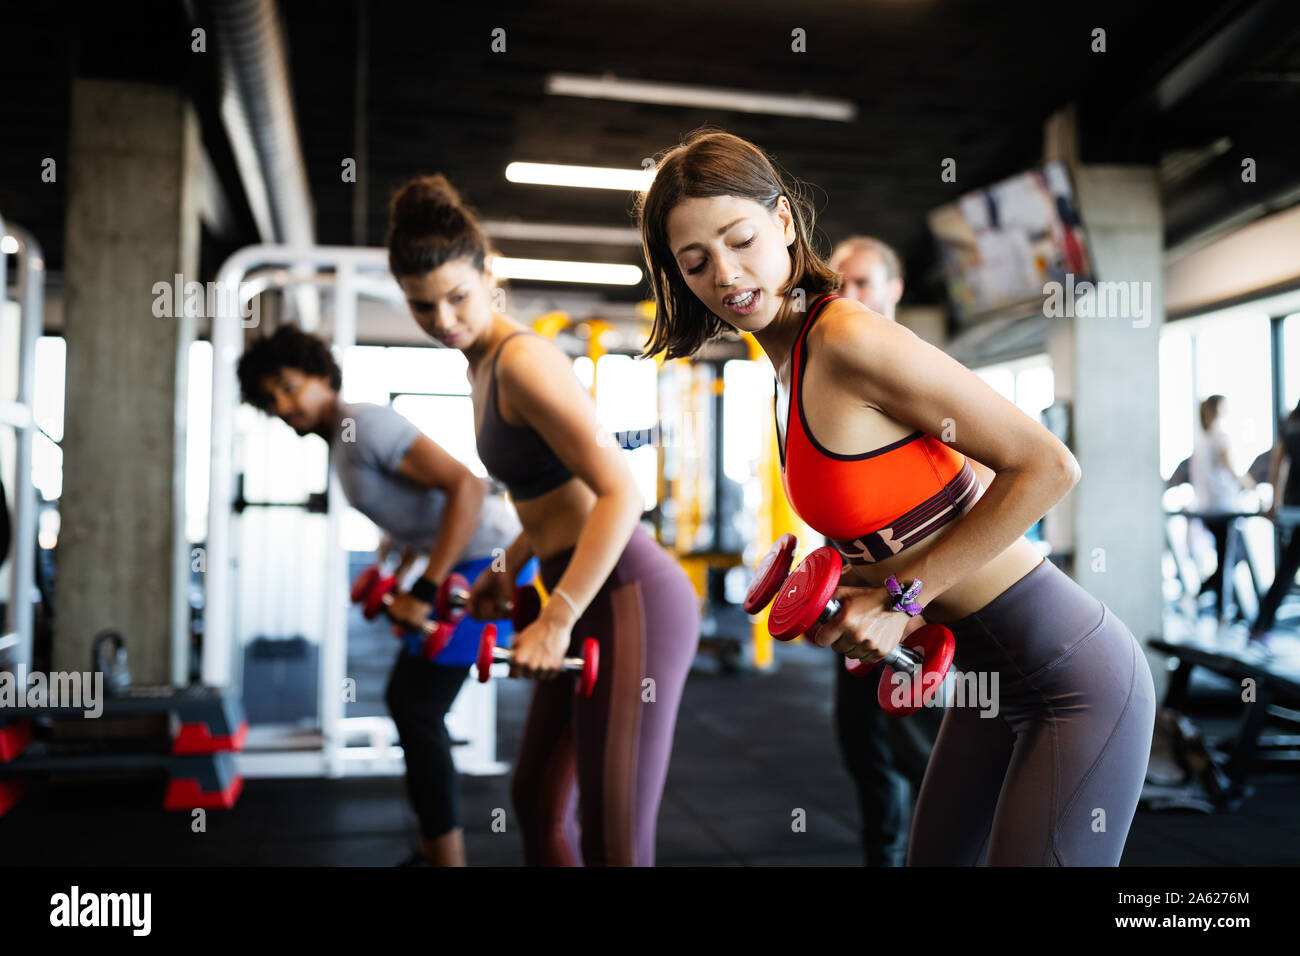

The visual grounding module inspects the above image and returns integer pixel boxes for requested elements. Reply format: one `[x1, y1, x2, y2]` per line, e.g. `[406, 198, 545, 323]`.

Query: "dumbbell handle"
[445, 586, 517, 617]
[379, 593, 448, 637]
[486, 646, 588, 674]
[817, 597, 922, 675]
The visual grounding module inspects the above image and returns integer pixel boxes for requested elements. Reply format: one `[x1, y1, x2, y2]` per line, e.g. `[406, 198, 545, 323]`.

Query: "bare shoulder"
[496, 330, 584, 406]
[497, 330, 566, 382]
[807, 296, 919, 376]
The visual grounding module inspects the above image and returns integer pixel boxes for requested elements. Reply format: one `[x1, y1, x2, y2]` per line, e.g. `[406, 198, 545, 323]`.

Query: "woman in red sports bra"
[636, 130, 1155, 867]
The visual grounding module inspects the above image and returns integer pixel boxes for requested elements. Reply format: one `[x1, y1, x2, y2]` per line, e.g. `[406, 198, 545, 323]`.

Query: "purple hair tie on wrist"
[885, 574, 924, 616]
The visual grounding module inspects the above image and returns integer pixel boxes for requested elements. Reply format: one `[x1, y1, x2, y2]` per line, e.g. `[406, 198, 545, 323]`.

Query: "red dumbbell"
[354, 573, 457, 660]
[350, 565, 383, 604]
[358, 571, 518, 623]
[742, 533, 799, 615]
[434, 573, 472, 624]
[475, 623, 599, 698]
[358, 574, 399, 620]
[356, 572, 471, 625]
[744, 537, 954, 717]
[438, 573, 543, 626]
[510, 584, 543, 630]
[842, 623, 956, 716]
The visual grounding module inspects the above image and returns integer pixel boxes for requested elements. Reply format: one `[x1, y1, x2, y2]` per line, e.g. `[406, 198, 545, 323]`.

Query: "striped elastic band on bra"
[828, 460, 980, 565]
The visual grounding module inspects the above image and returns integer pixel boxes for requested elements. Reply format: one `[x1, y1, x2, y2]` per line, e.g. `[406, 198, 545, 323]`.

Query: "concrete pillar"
[55, 80, 200, 684]
[1059, 166, 1168, 699]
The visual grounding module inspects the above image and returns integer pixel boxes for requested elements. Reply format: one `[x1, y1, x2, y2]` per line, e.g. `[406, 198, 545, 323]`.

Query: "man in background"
[827, 236, 945, 867]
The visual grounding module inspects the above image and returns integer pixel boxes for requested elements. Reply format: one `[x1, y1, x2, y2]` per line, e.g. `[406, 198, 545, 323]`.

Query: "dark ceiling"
[3, 0, 1299, 315]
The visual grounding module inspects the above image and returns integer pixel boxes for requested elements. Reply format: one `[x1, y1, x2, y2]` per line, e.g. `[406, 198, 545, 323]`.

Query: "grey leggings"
[907, 558, 1156, 866]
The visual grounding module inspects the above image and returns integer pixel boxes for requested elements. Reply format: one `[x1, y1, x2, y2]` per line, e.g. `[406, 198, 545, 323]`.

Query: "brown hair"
[635, 129, 841, 360]
[1199, 394, 1225, 431]
[387, 173, 491, 278]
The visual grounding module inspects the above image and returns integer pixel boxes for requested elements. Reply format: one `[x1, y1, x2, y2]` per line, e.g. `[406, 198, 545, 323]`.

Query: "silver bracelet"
[551, 587, 581, 621]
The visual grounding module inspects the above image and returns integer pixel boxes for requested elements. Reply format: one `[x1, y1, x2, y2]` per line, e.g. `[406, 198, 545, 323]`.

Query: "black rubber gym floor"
[2, 621, 1297, 866]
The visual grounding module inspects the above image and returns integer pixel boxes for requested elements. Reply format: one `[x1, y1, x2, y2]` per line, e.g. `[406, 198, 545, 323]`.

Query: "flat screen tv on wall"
[928, 161, 1093, 326]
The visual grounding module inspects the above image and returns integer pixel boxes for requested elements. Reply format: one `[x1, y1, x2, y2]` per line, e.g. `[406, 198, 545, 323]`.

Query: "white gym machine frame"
[1, 214, 45, 675]
[204, 244, 507, 779]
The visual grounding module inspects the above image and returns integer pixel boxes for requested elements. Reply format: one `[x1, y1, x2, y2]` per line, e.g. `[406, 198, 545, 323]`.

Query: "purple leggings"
[907, 558, 1156, 866]
[511, 525, 700, 866]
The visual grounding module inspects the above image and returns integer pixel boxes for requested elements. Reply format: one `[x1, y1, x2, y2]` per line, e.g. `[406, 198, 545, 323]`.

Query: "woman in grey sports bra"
[386, 173, 701, 866]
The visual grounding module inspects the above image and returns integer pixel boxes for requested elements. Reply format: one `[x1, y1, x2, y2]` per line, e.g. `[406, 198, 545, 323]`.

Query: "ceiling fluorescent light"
[493, 256, 642, 285]
[546, 72, 857, 122]
[505, 162, 655, 191]
[482, 220, 642, 246]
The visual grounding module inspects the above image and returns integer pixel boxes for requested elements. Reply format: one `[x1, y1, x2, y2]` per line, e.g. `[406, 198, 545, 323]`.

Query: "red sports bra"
[776, 294, 980, 565]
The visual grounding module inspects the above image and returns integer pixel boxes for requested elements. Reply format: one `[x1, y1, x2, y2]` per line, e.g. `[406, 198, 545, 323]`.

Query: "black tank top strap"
[476, 329, 575, 501]
[492, 330, 532, 370]
[488, 330, 533, 415]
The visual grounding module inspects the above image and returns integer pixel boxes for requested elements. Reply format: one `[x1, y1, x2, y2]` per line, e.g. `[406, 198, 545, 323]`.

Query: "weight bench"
[1146, 634, 1300, 809]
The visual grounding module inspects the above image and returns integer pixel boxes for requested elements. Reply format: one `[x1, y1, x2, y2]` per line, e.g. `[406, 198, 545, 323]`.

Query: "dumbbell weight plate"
[767, 546, 842, 641]
[743, 533, 798, 614]
[876, 623, 956, 717]
[513, 585, 542, 630]
[362, 576, 399, 621]
[476, 623, 498, 683]
[842, 622, 952, 677]
[577, 638, 599, 698]
[350, 566, 381, 604]
[422, 621, 457, 661]
[435, 572, 471, 624]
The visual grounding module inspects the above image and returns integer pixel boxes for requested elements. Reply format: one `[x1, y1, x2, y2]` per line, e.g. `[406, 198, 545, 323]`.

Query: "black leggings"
[1255, 524, 1300, 632]
[384, 652, 470, 840]
[834, 654, 944, 866]
[1198, 517, 1246, 616]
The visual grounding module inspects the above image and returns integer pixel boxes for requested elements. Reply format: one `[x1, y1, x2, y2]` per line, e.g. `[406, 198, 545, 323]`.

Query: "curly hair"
[237, 324, 342, 410]
[635, 129, 841, 360]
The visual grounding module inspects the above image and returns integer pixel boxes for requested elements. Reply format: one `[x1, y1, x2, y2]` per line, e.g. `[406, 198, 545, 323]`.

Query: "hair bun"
[391, 174, 466, 234]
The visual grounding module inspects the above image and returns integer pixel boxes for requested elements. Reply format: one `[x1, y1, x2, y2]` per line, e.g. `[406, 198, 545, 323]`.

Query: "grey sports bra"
[475, 332, 575, 501]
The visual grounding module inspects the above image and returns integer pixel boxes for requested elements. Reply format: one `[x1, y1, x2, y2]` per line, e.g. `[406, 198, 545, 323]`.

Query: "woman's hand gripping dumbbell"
[474, 586, 599, 697]
[350, 570, 471, 661]
[744, 534, 955, 716]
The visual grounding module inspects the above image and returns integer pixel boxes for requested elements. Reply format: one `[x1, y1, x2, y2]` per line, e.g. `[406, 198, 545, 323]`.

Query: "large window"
[340, 346, 478, 552]
[722, 359, 769, 557]
[1159, 308, 1274, 595]
[1280, 312, 1300, 415]
[973, 354, 1055, 422]
[33, 336, 66, 502]
[593, 353, 659, 513]
[1159, 310, 1272, 484]
[337, 345, 661, 552]
[972, 354, 1054, 545]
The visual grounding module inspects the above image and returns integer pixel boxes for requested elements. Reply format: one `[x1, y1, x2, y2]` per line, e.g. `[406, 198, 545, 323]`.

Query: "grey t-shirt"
[330, 401, 520, 559]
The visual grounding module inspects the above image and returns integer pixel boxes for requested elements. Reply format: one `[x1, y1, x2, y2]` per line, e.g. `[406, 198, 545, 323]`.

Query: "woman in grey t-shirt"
[238, 325, 526, 867]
